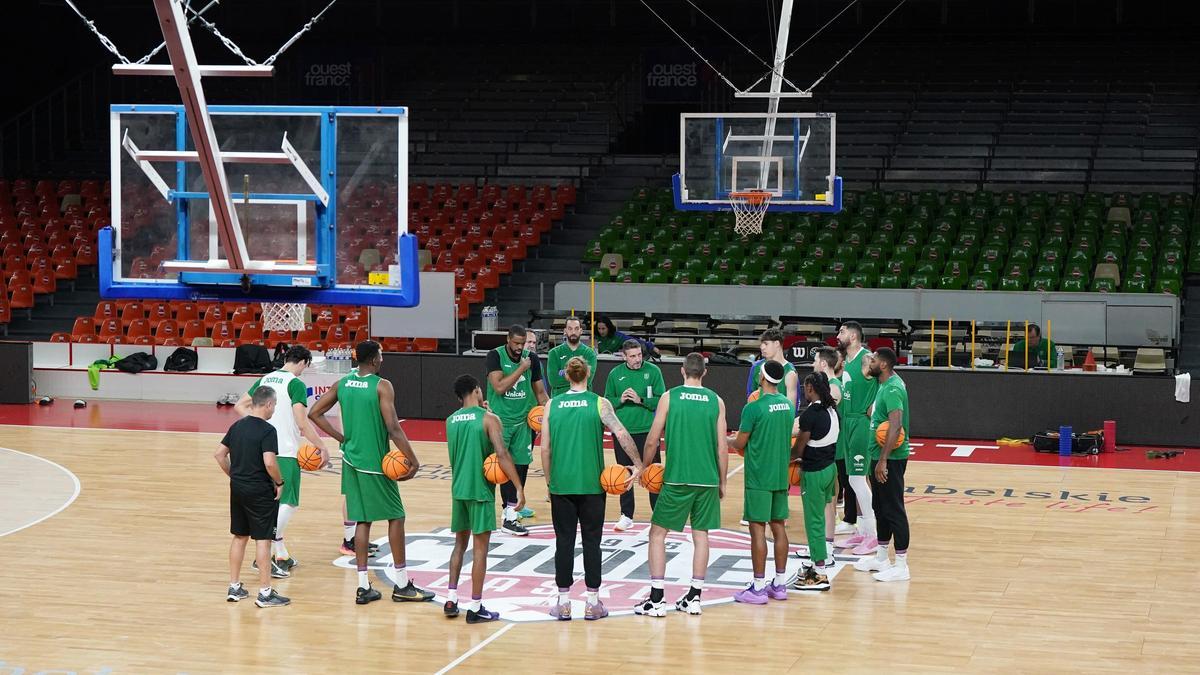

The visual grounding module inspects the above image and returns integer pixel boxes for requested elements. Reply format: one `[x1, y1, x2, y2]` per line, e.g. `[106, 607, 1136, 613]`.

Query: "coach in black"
[214, 386, 291, 608]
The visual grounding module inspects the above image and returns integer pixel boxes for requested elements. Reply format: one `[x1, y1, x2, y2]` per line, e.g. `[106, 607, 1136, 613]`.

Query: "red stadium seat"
[97, 318, 123, 341]
[147, 301, 172, 323]
[174, 302, 199, 322]
[154, 320, 179, 344]
[71, 316, 96, 339]
[239, 322, 265, 343]
[94, 301, 119, 321]
[74, 333, 99, 344]
[211, 321, 236, 343]
[49, 332, 71, 343]
[121, 302, 144, 321]
[181, 320, 207, 344]
[202, 305, 225, 329]
[125, 319, 151, 341]
[412, 338, 438, 352]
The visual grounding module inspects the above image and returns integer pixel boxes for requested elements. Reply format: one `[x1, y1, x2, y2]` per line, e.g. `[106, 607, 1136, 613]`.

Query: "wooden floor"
[1, 423, 1199, 674]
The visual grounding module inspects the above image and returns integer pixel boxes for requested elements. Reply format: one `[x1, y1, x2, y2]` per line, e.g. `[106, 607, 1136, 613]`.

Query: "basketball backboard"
[673, 112, 841, 213]
[103, 104, 419, 306]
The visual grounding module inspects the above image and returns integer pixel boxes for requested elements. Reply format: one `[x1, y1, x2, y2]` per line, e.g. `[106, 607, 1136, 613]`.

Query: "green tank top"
[446, 406, 495, 502]
[547, 390, 604, 495]
[739, 392, 795, 491]
[339, 370, 389, 473]
[487, 347, 536, 426]
[751, 360, 797, 404]
[840, 346, 878, 418]
[663, 385, 721, 486]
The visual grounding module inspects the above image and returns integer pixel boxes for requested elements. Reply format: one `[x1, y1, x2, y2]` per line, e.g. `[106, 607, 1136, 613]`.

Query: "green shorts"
[277, 456, 300, 507]
[840, 415, 872, 476]
[502, 422, 533, 465]
[451, 499, 496, 535]
[743, 487, 789, 523]
[652, 484, 721, 532]
[342, 465, 406, 522]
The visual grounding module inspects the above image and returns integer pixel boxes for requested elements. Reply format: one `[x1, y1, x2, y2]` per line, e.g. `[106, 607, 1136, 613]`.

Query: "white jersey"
[249, 369, 308, 458]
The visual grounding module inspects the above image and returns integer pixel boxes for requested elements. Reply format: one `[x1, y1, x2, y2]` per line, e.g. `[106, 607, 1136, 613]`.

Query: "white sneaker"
[835, 521, 857, 535]
[613, 515, 634, 531]
[675, 595, 703, 615]
[739, 519, 749, 526]
[853, 555, 891, 573]
[873, 563, 910, 582]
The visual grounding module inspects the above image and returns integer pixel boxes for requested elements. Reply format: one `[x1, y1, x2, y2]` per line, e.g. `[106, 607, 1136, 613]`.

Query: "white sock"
[394, 565, 409, 587]
[504, 506, 518, 521]
[895, 551, 907, 565]
[447, 587, 458, 603]
[272, 538, 289, 560]
[276, 504, 296, 544]
[260, 586, 272, 596]
[586, 589, 598, 604]
[469, 597, 482, 612]
[848, 476, 876, 537]
[558, 589, 570, 605]
[358, 570, 369, 590]
[230, 581, 242, 589]
[774, 571, 788, 586]
[752, 576, 767, 591]
[344, 521, 356, 541]
[876, 545, 890, 562]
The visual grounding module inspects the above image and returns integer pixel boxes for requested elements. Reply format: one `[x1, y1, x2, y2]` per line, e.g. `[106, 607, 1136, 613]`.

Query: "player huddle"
[216, 321, 911, 620]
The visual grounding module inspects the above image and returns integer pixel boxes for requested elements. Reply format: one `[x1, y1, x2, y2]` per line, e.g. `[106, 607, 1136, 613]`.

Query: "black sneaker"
[791, 565, 830, 592]
[277, 556, 298, 571]
[501, 519, 529, 536]
[356, 585, 382, 605]
[252, 559, 291, 579]
[368, 542, 380, 557]
[392, 581, 435, 602]
[466, 606, 501, 624]
[226, 583, 250, 602]
[341, 541, 380, 557]
[255, 589, 291, 608]
[444, 600, 460, 618]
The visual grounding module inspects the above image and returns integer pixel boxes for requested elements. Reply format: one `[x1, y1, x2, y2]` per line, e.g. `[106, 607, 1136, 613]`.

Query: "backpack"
[233, 344, 273, 374]
[270, 342, 290, 370]
[114, 352, 158, 373]
[164, 347, 199, 372]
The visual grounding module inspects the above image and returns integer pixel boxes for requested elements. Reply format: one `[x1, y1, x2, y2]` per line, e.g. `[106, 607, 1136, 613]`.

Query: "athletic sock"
[752, 576, 767, 591]
[558, 587, 570, 605]
[447, 585, 458, 604]
[687, 578, 704, 600]
[357, 569, 369, 590]
[586, 588, 598, 604]
[230, 581, 242, 589]
[504, 506, 518, 521]
[469, 596, 481, 613]
[650, 578, 665, 603]
[344, 521, 356, 541]
[272, 538, 290, 560]
[276, 504, 296, 547]
[875, 544, 891, 562]
[260, 586, 272, 596]
[774, 570, 788, 586]
[895, 550, 908, 565]
[393, 564, 409, 587]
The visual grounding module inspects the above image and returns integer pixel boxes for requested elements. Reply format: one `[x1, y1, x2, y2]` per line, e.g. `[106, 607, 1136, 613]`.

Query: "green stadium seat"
[1123, 275, 1149, 293]
[684, 257, 707, 274]
[908, 274, 933, 289]
[967, 275, 993, 291]
[818, 272, 845, 288]
[856, 259, 881, 276]
[711, 256, 738, 275]
[878, 273, 903, 289]
[702, 271, 729, 285]
[999, 276, 1025, 291]
[729, 272, 752, 286]
[1155, 277, 1181, 295]
[740, 258, 766, 276]
[1029, 275, 1057, 292]
[769, 258, 793, 275]
[643, 270, 670, 284]
[583, 240, 604, 262]
[759, 271, 786, 286]
[1091, 278, 1116, 293]
[673, 270, 697, 284]
[588, 268, 609, 283]
[627, 255, 653, 271]
[848, 272, 876, 288]
[616, 269, 641, 283]
[791, 270, 818, 287]
[1060, 277, 1086, 292]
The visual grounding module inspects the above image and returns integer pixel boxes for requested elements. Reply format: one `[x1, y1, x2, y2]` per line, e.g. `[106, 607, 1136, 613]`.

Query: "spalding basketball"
[789, 462, 801, 486]
[297, 444, 323, 471]
[483, 453, 508, 484]
[640, 462, 665, 494]
[527, 405, 545, 432]
[600, 465, 631, 495]
[747, 389, 760, 403]
[382, 450, 413, 480]
[874, 420, 907, 449]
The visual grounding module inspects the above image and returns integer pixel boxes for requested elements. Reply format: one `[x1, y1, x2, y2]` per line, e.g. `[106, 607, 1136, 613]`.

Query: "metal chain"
[62, 0, 131, 64]
[263, 0, 340, 66]
[136, 0, 222, 65]
[184, 1, 260, 65]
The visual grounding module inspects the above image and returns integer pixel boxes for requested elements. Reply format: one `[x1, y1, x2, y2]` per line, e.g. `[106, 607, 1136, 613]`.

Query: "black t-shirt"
[221, 416, 278, 490]
[797, 403, 837, 472]
[485, 347, 543, 381]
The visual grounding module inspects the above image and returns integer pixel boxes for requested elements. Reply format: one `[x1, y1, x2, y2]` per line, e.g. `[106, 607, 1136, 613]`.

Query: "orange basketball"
[600, 465, 631, 495]
[297, 444, 323, 471]
[382, 449, 413, 480]
[483, 453, 509, 484]
[527, 405, 545, 432]
[640, 462, 665, 494]
[747, 389, 760, 403]
[789, 462, 801, 486]
[874, 421, 907, 450]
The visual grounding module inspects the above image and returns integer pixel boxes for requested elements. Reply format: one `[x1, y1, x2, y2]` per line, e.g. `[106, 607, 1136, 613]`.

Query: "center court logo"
[334, 523, 860, 622]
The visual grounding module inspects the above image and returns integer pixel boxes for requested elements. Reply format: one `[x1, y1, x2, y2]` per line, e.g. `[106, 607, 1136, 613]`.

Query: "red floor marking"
[1, 401, 1196, 472]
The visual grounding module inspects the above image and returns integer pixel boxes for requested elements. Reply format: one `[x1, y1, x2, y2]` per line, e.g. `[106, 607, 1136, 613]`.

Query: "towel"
[1176, 372, 1191, 403]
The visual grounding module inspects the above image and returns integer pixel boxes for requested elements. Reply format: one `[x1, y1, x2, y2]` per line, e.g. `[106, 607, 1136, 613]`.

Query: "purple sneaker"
[733, 584, 769, 605]
[584, 600, 609, 620]
[548, 601, 572, 621]
[766, 583, 788, 600]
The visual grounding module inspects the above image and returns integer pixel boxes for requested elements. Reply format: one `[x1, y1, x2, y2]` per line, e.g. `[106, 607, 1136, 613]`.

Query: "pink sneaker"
[841, 534, 866, 548]
[852, 536, 880, 555]
[766, 583, 788, 600]
[733, 584, 769, 605]
[548, 601, 572, 621]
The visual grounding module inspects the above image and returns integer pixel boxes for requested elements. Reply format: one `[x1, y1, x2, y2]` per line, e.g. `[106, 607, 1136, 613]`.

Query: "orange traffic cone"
[1082, 349, 1097, 372]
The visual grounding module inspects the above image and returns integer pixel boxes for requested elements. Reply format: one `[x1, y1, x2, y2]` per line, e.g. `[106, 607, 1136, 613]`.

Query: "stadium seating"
[585, 187, 1195, 295]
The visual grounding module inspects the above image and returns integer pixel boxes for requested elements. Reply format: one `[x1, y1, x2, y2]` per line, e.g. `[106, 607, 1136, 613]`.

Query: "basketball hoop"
[262, 302, 307, 333]
[730, 190, 773, 236]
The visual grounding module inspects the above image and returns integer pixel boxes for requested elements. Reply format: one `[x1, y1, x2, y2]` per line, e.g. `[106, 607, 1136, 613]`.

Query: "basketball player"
[812, 347, 855, 537]
[546, 316, 596, 396]
[215, 386, 289, 607]
[635, 352, 728, 617]
[853, 347, 912, 582]
[603, 338, 666, 529]
[486, 324, 549, 534]
[726, 360, 793, 604]
[836, 321, 879, 555]
[747, 329, 799, 410]
[309, 340, 435, 604]
[233, 345, 329, 576]
[791, 372, 841, 591]
[444, 374, 526, 623]
[541, 357, 642, 620]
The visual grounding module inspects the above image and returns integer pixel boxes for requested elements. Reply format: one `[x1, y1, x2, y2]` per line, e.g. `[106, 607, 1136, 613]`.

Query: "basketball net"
[730, 190, 772, 236]
[262, 302, 308, 333]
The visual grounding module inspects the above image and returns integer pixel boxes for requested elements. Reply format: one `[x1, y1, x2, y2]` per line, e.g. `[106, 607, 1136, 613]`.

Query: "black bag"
[114, 352, 158, 373]
[270, 343, 290, 370]
[233, 344, 274, 374]
[163, 347, 199, 372]
[705, 351, 746, 366]
[1031, 430, 1103, 455]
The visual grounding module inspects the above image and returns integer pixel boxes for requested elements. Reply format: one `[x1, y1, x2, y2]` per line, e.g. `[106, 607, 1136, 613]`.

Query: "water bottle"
[482, 306, 498, 332]
[1055, 346, 1064, 371]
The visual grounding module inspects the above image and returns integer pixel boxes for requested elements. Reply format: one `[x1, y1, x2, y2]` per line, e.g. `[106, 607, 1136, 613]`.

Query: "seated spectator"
[594, 315, 658, 358]
[1009, 323, 1059, 368]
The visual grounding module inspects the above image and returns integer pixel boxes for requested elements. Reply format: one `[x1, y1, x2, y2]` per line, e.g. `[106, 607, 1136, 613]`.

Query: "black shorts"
[230, 483, 279, 540]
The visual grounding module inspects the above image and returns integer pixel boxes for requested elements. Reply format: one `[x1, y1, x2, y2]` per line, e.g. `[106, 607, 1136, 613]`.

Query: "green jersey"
[338, 370, 389, 473]
[446, 406, 495, 502]
[603, 361, 666, 434]
[663, 385, 721, 487]
[870, 373, 911, 460]
[750, 359, 797, 405]
[247, 369, 308, 458]
[547, 390, 604, 495]
[546, 342, 597, 396]
[739, 391, 794, 491]
[1010, 338, 1059, 368]
[486, 346, 537, 426]
[829, 376, 843, 407]
[840, 346, 878, 418]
